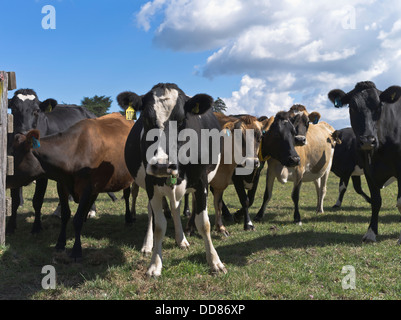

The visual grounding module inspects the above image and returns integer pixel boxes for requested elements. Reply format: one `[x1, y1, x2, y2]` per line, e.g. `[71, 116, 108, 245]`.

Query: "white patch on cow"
[351, 165, 364, 176]
[153, 87, 179, 129]
[17, 94, 36, 101]
[362, 227, 377, 243]
[339, 182, 347, 193]
[207, 153, 221, 183]
[383, 177, 396, 188]
[278, 166, 289, 184]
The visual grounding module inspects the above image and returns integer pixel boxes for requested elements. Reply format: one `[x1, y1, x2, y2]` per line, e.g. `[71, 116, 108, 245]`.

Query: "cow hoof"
[177, 239, 190, 250]
[217, 227, 230, 237]
[183, 209, 191, 217]
[210, 262, 227, 275]
[362, 228, 377, 243]
[244, 224, 255, 231]
[141, 247, 152, 256]
[294, 221, 302, 226]
[332, 204, 341, 210]
[146, 265, 162, 278]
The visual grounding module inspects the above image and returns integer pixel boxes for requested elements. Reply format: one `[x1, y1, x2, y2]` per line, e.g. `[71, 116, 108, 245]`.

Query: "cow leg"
[55, 183, 71, 252]
[292, 181, 303, 225]
[32, 178, 48, 234]
[147, 195, 167, 277]
[362, 174, 382, 243]
[254, 168, 275, 222]
[123, 187, 135, 225]
[397, 179, 401, 244]
[141, 202, 154, 256]
[333, 176, 350, 209]
[6, 188, 21, 234]
[193, 185, 226, 275]
[107, 192, 118, 202]
[162, 196, 172, 219]
[168, 197, 190, 250]
[352, 176, 371, 204]
[185, 195, 197, 236]
[212, 188, 229, 236]
[130, 182, 139, 222]
[183, 193, 191, 217]
[71, 187, 98, 260]
[232, 177, 254, 231]
[211, 185, 232, 221]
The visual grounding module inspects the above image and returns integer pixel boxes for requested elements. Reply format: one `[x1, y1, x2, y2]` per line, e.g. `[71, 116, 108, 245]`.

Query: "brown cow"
[7, 113, 135, 259]
[255, 110, 337, 225]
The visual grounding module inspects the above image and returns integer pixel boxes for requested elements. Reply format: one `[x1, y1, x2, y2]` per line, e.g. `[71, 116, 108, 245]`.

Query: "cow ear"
[261, 117, 274, 133]
[25, 130, 41, 150]
[184, 94, 214, 115]
[380, 86, 401, 104]
[117, 91, 143, 111]
[308, 112, 321, 124]
[328, 89, 349, 108]
[40, 99, 58, 113]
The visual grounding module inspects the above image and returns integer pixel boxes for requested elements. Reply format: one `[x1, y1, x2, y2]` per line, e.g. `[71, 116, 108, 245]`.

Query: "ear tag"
[46, 103, 52, 113]
[32, 137, 41, 149]
[126, 106, 135, 121]
[334, 98, 343, 108]
[313, 118, 319, 125]
[192, 103, 200, 114]
[166, 175, 178, 187]
[262, 130, 266, 134]
[391, 92, 397, 102]
[226, 129, 230, 137]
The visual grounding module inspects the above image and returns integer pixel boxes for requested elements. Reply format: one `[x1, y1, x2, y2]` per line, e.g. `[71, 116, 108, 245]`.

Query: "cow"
[328, 81, 401, 243]
[254, 109, 337, 225]
[330, 127, 371, 208]
[7, 113, 135, 259]
[7, 89, 97, 234]
[184, 113, 273, 236]
[120, 83, 226, 277]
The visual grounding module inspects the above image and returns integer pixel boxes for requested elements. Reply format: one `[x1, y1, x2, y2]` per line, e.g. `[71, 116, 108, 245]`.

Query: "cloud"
[135, 0, 401, 128]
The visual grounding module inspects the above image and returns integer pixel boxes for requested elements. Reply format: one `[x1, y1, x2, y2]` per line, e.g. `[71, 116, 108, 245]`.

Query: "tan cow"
[254, 110, 338, 225]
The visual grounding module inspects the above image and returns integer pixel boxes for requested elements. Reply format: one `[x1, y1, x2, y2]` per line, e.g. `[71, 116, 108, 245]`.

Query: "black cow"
[329, 81, 401, 243]
[331, 127, 371, 208]
[8, 89, 96, 234]
[120, 83, 226, 277]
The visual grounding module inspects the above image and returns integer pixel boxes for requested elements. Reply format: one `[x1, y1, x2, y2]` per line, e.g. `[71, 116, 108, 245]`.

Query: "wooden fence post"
[0, 71, 16, 245]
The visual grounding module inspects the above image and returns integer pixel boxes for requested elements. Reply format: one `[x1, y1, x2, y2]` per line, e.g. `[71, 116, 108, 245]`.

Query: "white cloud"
[135, 0, 401, 128]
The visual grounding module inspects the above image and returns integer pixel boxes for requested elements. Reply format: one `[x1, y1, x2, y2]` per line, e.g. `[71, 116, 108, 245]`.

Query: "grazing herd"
[5, 81, 401, 276]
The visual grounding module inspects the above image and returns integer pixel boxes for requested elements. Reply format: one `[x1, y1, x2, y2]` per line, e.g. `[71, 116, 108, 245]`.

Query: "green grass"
[2, 170, 401, 300]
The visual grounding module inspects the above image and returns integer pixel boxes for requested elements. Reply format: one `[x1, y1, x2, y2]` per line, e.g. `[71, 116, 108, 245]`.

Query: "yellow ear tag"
[192, 103, 200, 114]
[46, 103, 52, 113]
[391, 92, 397, 102]
[126, 106, 135, 120]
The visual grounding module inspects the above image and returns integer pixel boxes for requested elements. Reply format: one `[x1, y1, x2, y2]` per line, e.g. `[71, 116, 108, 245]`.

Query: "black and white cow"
[120, 83, 226, 277]
[329, 81, 401, 243]
[8, 89, 97, 234]
[331, 127, 371, 208]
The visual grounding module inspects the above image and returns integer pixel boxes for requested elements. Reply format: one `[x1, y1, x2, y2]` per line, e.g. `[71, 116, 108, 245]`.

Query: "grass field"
[1, 170, 401, 300]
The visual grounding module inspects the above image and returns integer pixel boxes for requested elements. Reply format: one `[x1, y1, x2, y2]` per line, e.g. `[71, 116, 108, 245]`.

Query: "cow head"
[230, 115, 273, 170]
[6, 129, 44, 188]
[9, 89, 58, 134]
[118, 83, 214, 178]
[259, 111, 301, 167]
[329, 81, 401, 152]
[288, 104, 321, 146]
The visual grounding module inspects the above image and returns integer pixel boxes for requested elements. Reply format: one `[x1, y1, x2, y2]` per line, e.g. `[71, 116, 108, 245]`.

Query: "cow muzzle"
[285, 156, 301, 167]
[238, 158, 260, 169]
[359, 135, 377, 151]
[294, 135, 307, 146]
[147, 163, 179, 178]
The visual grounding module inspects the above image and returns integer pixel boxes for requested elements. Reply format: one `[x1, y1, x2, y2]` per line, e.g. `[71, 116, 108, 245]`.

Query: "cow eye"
[33, 110, 40, 117]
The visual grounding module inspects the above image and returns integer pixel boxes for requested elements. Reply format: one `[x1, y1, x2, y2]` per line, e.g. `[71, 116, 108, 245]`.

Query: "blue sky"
[2, 1, 401, 129]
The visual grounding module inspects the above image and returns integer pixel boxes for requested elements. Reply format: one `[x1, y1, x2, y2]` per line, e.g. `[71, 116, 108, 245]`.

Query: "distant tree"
[81, 95, 112, 117]
[212, 97, 227, 114]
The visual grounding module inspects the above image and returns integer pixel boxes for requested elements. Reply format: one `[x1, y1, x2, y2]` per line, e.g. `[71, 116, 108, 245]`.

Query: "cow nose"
[295, 135, 307, 146]
[359, 135, 377, 151]
[287, 156, 301, 167]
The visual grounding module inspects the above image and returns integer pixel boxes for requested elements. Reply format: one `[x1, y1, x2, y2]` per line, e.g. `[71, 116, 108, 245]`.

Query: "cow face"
[232, 115, 272, 170]
[9, 89, 58, 134]
[289, 104, 321, 146]
[6, 130, 44, 188]
[118, 83, 214, 178]
[329, 81, 401, 152]
[260, 111, 301, 167]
